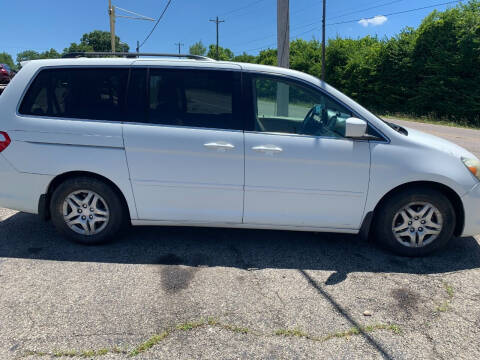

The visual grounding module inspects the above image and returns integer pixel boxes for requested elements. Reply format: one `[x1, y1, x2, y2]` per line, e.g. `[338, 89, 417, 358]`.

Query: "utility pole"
[321, 0, 326, 81]
[109, 0, 116, 52]
[107, 1, 155, 53]
[136, 41, 140, 53]
[209, 16, 225, 60]
[276, 0, 289, 117]
[277, 0, 289, 68]
[175, 42, 184, 54]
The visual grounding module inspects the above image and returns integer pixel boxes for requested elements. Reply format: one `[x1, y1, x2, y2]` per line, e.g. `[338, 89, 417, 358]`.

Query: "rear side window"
[148, 68, 242, 130]
[19, 68, 128, 121]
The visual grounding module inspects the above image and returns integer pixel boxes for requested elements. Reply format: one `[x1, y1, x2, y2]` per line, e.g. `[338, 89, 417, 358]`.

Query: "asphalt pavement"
[1, 119, 480, 359]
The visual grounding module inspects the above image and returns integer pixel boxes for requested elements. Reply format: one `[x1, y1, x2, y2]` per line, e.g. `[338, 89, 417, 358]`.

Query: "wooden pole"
[109, 0, 116, 52]
[321, 0, 326, 81]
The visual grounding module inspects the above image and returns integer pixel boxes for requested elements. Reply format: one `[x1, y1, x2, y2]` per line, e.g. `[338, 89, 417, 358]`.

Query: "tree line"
[2, 1, 478, 125]
[195, 1, 480, 125]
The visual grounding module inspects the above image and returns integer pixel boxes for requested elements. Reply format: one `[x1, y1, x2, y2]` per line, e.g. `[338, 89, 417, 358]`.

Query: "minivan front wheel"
[374, 187, 456, 256]
[50, 177, 125, 244]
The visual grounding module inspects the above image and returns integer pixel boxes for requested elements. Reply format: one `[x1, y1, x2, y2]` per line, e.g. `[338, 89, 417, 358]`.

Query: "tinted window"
[148, 69, 242, 130]
[126, 68, 147, 123]
[253, 75, 353, 138]
[19, 68, 128, 121]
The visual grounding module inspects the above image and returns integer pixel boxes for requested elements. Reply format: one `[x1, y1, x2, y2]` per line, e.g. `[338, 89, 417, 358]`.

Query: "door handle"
[252, 145, 283, 154]
[204, 141, 235, 152]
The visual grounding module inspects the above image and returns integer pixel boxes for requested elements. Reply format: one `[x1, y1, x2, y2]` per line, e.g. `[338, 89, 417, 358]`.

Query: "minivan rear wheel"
[373, 187, 455, 256]
[50, 177, 125, 244]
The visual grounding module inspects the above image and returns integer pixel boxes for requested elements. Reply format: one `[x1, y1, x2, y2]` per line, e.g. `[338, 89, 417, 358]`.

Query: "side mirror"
[345, 117, 367, 138]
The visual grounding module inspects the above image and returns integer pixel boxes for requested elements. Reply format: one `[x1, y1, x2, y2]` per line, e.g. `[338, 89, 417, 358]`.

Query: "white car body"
[0, 57, 479, 238]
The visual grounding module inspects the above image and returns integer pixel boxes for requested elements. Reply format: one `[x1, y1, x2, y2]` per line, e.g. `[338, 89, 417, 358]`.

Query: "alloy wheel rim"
[62, 190, 110, 236]
[391, 201, 443, 248]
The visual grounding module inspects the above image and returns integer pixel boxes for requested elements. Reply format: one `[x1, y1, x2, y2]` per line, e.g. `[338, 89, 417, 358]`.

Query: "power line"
[329, 0, 407, 20]
[230, 0, 406, 49]
[292, 0, 401, 17]
[221, 0, 269, 18]
[327, 0, 463, 26]
[242, 0, 463, 53]
[139, 0, 173, 49]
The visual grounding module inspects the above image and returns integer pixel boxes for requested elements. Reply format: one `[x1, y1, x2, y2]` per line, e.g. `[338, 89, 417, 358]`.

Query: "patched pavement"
[1, 120, 480, 359]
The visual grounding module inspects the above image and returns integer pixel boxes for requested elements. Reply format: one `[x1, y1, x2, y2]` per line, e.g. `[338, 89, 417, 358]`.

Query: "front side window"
[148, 69, 242, 130]
[19, 68, 128, 121]
[253, 76, 353, 138]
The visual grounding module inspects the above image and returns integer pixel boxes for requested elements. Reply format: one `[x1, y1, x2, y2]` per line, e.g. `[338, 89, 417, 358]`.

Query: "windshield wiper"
[382, 120, 408, 136]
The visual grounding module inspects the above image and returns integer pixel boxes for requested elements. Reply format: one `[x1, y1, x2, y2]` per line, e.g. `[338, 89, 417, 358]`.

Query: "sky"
[2, 0, 465, 61]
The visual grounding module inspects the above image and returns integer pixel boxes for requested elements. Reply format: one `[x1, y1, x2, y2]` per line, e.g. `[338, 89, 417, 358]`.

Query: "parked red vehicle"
[0, 64, 13, 84]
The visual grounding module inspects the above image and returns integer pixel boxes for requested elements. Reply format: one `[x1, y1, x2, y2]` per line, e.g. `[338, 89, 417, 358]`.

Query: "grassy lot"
[381, 113, 480, 130]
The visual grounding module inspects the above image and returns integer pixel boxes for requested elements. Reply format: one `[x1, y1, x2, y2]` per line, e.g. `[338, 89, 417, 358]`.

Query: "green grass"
[434, 281, 454, 312]
[24, 320, 401, 357]
[436, 301, 450, 312]
[323, 324, 400, 341]
[176, 320, 207, 331]
[443, 282, 454, 298]
[221, 324, 250, 334]
[129, 331, 169, 357]
[274, 328, 308, 338]
[381, 114, 480, 130]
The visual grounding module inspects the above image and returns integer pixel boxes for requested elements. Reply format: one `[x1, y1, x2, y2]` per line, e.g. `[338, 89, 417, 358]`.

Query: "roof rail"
[62, 52, 214, 61]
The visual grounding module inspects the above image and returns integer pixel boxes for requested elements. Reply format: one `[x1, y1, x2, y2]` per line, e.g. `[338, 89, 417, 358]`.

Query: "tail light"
[0, 68, 7, 74]
[0, 132, 11, 152]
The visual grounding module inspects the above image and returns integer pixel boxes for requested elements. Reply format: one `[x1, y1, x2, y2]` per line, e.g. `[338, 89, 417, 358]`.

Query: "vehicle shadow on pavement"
[1, 212, 479, 283]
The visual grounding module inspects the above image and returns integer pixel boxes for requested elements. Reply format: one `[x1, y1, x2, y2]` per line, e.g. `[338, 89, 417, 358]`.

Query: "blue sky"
[3, 0, 464, 60]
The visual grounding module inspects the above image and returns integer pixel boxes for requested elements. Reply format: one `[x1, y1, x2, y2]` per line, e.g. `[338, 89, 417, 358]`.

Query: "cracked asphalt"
[1, 119, 480, 359]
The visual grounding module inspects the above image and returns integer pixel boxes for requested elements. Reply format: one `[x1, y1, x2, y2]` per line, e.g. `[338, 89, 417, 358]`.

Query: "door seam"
[121, 123, 140, 220]
[242, 131, 246, 223]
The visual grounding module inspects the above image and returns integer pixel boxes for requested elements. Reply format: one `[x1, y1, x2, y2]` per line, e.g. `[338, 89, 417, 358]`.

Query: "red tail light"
[0, 69, 7, 74]
[0, 132, 11, 152]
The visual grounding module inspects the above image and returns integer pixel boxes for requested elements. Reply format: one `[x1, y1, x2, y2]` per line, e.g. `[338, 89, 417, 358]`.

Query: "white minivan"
[0, 53, 479, 256]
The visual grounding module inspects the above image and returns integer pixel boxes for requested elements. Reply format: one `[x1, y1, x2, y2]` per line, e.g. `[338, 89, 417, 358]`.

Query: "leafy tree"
[207, 45, 234, 60]
[63, 42, 94, 54]
[189, 41, 207, 56]
[290, 39, 322, 74]
[411, 2, 480, 122]
[229, 1, 480, 125]
[16, 48, 60, 67]
[233, 52, 256, 63]
[376, 28, 417, 113]
[0, 52, 15, 69]
[63, 30, 129, 54]
[256, 48, 277, 65]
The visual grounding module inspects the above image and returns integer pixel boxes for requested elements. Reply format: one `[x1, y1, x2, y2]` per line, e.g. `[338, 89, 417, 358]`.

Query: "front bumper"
[461, 182, 480, 237]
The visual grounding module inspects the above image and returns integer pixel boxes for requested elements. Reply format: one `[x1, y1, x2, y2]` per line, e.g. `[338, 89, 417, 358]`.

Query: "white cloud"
[358, 15, 388, 27]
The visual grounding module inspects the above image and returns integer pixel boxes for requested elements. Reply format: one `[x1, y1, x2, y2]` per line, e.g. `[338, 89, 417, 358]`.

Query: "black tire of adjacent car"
[373, 187, 456, 257]
[50, 177, 125, 245]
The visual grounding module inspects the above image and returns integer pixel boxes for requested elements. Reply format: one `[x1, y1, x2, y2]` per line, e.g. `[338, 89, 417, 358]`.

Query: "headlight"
[462, 157, 480, 181]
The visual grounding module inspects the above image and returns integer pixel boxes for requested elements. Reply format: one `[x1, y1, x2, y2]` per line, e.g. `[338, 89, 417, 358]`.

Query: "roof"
[22, 57, 323, 86]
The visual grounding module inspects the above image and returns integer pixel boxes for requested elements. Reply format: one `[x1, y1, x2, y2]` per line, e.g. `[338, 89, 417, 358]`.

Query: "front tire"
[50, 177, 125, 244]
[373, 187, 456, 257]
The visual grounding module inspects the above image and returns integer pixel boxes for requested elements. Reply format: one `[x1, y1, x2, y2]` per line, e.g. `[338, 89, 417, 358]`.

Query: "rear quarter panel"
[0, 61, 138, 219]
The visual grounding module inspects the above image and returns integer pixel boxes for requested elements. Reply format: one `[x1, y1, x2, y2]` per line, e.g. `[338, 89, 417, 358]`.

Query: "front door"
[243, 74, 371, 230]
[123, 67, 245, 223]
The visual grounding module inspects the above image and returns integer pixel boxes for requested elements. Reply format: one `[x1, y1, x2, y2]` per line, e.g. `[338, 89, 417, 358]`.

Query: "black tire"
[373, 187, 456, 257]
[50, 177, 126, 244]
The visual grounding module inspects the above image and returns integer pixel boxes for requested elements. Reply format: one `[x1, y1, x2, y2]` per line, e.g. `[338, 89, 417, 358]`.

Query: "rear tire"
[50, 177, 125, 244]
[373, 187, 455, 257]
